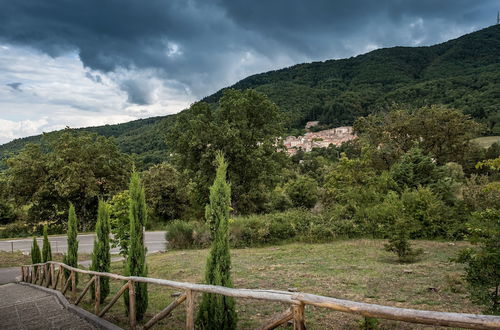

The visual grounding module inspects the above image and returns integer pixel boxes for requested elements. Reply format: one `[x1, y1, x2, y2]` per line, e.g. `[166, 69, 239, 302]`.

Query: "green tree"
[354, 105, 484, 166]
[390, 148, 438, 190]
[109, 190, 130, 257]
[5, 130, 132, 229]
[456, 208, 500, 314]
[31, 237, 41, 265]
[142, 162, 189, 222]
[124, 172, 148, 321]
[41, 224, 52, 262]
[90, 200, 111, 303]
[168, 89, 286, 214]
[196, 153, 237, 329]
[63, 203, 79, 282]
[384, 207, 423, 263]
[284, 175, 319, 209]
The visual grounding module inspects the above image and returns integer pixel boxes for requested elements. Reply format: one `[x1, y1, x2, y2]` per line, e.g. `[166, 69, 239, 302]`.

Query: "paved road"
[0, 231, 167, 254]
[0, 283, 97, 329]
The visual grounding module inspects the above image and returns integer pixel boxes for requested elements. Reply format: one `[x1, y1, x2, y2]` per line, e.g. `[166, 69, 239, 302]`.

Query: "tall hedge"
[91, 200, 111, 303]
[196, 153, 237, 329]
[63, 203, 79, 282]
[41, 224, 52, 262]
[124, 172, 148, 321]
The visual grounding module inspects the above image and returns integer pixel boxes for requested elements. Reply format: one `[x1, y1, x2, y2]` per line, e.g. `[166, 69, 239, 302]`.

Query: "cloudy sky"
[0, 0, 497, 144]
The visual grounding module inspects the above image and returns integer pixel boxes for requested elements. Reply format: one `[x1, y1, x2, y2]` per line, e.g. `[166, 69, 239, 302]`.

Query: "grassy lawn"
[74, 239, 480, 329]
[0, 251, 92, 268]
[471, 136, 500, 148]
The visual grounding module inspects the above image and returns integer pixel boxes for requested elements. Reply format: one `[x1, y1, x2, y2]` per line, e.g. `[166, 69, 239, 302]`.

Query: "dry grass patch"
[79, 240, 478, 329]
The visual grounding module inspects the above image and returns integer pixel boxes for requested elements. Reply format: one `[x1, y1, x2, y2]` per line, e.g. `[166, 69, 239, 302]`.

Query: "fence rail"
[21, 261, 500, 330]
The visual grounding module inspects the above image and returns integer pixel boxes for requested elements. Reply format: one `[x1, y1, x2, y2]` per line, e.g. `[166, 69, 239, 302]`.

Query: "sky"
[0, 0, 498, 144]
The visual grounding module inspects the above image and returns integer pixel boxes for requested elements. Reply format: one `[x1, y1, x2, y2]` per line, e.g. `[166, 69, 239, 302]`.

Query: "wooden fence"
[21, 261, 500, 330]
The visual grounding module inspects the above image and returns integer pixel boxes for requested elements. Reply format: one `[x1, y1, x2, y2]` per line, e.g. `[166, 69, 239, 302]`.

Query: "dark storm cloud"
[0, 0, 497, 103]
[6, 82, 22, 91]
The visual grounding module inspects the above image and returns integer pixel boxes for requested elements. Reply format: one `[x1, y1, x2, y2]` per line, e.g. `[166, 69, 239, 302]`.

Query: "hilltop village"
[283, 121, 357, 155]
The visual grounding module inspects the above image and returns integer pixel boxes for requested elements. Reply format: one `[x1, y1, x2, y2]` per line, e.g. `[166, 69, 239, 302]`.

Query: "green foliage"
[165, 220, 211, 249]
[284, 175, 319, 209]
[63, 203, 79, 283]
[142, 162, 189, 222]
[197, 153, 237, 329]
[358, 316, 379, 330]
[90, 200, 111, 303]
[384, 213, 423, 263]
[166, 209, 361, 249]
[390, 148, 438, 189]
[109, 190, 130, 257]
[462, 176, 500, 211]
[168, 89, 287, 214]
[5, 130, 132, 229]
[124, 172, 148, 321]
[355, 106, 484, 167]
[31, 237, 41, 265]
[41, 224, 52, 262]
[456, 208, 500, 314]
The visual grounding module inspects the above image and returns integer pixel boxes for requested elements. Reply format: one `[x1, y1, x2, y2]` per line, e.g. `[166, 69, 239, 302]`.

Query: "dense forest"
[1, 25, 499, 169]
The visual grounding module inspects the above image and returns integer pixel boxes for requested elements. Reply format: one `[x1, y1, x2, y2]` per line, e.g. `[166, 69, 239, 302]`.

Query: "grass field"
[75, 240, 480, 329]
[471, 136, 500, 148]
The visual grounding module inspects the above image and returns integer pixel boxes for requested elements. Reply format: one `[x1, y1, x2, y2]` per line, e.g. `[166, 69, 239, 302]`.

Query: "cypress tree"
[31, 237, 41, 267]
[63, 203, 79, 283]
[124, 172, 148, 321]
[91, 200, 111, 303]
[196, 152, 237, 329]
[41, 224, 52, 262]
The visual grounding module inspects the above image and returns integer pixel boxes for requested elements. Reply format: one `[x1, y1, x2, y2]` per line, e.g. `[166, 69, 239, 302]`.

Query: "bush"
[455, 208, 500, 314]
[165, 220, 210, 249]
[0, 222, 30, 238]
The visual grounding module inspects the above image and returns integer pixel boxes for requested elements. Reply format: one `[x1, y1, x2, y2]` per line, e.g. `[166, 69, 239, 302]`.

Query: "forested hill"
[0, 115, 176, 169]
[1, 24, 499, 168]
[204, 24, 500, 131]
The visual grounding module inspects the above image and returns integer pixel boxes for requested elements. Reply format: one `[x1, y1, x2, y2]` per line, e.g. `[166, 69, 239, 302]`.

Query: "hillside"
[0, 115, 175, 169]
[204, 24, 500, 130]
[1, 24, 499, 168]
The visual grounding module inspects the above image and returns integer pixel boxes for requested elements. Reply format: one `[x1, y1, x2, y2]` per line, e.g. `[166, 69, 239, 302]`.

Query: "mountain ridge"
[1, 24, 499, 168]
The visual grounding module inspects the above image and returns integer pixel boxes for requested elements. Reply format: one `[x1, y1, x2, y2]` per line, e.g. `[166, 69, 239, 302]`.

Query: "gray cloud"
[0, 0, 497, 105]
[6, 82, 22, 91]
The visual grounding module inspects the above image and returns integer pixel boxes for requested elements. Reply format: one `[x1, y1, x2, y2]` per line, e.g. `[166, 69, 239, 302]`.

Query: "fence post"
[128, 280, 136, 330]
[71, 270, 77, 301]
[59, 265, 64, 290]
[293, 303, 306, 330]
[95, 276, 101, 315]
[186, 289, 194, 330]
[45, 264, 51, 288]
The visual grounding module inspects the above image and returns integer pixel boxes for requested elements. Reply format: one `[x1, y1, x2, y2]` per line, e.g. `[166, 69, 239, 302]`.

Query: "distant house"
[283, 125, 356, 155]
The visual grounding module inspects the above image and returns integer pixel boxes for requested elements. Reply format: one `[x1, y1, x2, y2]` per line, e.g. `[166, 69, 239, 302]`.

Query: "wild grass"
[75, 239, 480, 329]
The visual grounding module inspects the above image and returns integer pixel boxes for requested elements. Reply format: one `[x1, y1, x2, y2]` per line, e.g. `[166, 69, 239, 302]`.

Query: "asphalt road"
[0, 231, 167, 254]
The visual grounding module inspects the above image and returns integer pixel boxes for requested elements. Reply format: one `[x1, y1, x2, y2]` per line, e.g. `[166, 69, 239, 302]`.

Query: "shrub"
[284, 175, 319, 209]
[0, 222, 30, 238]
[384, 215, 423, 263]
[166, 220, 211, 249]
[31, 237, 41, 265]
[41, 224, 52, 262]
[455, 208, 500, 314]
